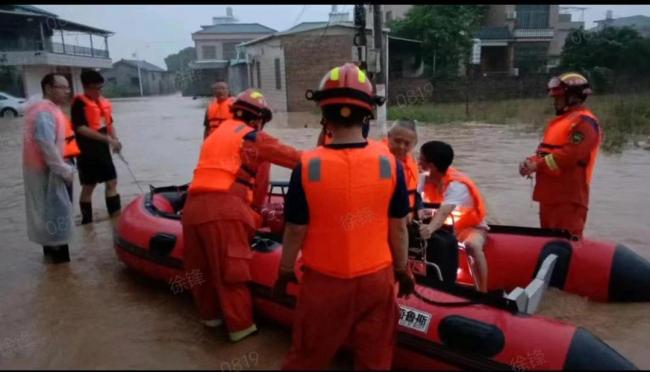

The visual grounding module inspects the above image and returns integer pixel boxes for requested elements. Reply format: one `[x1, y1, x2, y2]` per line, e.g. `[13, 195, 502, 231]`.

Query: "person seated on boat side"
[418, 140, 490, 293]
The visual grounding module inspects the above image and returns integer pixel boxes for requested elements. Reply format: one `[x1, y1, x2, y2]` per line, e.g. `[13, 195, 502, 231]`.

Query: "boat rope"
[117, 152, 144, 193]
[412, 289, 482, 307]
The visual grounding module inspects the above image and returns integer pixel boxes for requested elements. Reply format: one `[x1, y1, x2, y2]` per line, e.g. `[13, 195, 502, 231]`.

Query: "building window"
[202, 45, 217, 60]
[514, 42, 549, 75]
[516, 5, 550, 29]
[256, 61, 261, 89]
[274, 58, 281, 90]
[385, 11, 393, 23]
[131, 77, 140, 86]
[223, 42, 239, 60]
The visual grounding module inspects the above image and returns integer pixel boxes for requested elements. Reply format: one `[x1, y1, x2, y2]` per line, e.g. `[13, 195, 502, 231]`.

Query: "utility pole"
[132, 51, 144, 96]
[353, 5, 367, 72]
[373, 4, 387, 136]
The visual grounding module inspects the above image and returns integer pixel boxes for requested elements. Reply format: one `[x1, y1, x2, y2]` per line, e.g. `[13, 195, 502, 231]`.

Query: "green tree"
[388, 5, 488, 79]
[164, 46, 196, 72]
[164, 47, 197, 93]
[560, 26, 650, 74]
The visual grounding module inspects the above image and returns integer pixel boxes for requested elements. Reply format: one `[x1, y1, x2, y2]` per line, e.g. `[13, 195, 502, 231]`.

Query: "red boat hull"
[112, 185, 640, 370]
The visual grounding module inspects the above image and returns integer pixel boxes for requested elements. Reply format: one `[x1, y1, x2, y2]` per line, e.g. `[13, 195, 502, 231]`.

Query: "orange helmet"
[232, 88, 273, 123]
[547, 72, 592, 98]
[305, 63, 385, 113]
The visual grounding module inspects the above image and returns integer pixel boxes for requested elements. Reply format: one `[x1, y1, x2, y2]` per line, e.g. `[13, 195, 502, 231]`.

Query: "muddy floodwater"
[1, 93, 648, 369]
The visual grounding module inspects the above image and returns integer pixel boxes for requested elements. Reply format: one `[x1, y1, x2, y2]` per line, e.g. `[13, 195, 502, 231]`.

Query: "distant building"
[0, 4, 112, 98]
[239, 6, 421, 113]
[187, 7, 276, 96]
[368, 5, 581, 76]
[102, 59, 176, 97]
[591, 13, 650, 37]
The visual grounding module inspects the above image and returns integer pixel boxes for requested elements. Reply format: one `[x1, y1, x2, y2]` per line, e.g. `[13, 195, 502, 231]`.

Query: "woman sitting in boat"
[417, 140, 490, 293]
[382, 120, 420, 223]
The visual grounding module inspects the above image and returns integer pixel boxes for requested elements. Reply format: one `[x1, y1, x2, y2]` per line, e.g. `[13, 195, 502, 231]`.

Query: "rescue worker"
[183, 88, 301, 342]
[274, 63, 415, 369]
[519, 72, 602, 239]
[23, 73, 76, 263]
[203, 81, 234, 139]
[71, 69, 122, 224]
[418, 141, 489, 293]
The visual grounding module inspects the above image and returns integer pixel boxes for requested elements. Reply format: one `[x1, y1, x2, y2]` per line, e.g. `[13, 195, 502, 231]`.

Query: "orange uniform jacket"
[531, 106, 601, 208]
[185, 119, 301, 226]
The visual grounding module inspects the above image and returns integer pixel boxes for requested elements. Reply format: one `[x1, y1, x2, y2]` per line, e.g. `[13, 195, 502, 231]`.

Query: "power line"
[291, 5, 309, 29]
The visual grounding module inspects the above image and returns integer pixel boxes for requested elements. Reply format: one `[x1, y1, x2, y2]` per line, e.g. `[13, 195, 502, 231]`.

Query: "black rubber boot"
[106, 194, 121, 217]
[43, 245, 54, 257]
[51, 245, 70, 263]
[80, 202, 93, 225]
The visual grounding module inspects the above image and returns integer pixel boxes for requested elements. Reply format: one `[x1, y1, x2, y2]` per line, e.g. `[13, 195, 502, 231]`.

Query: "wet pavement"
[0, 93, 648, 368]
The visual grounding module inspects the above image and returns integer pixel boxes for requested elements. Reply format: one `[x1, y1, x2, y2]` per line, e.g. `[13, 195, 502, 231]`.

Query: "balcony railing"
[0, 40, 109, 58]
[513, 28, 554, 39]
[49, 42, 109, 58]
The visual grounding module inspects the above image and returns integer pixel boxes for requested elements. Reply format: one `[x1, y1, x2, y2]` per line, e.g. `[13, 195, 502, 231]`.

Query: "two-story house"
[369, 5, 581, 76]
[0, 5, 113, 98]
[187, 7, 275, 96]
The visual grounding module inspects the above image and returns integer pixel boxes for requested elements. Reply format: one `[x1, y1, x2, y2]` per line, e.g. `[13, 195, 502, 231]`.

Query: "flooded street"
[1, 93, 648, 369]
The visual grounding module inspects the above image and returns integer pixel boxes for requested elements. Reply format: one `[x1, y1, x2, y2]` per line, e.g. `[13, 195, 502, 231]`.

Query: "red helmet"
[305, 63, 385, 113]
[232, 89, 273, 123]
[547, 72, 592, 98]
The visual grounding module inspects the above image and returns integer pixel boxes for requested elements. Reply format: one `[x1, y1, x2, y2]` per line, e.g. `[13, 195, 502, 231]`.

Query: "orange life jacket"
[300, 142, 397, 279]
[62, 115, 80, 159]
[206, 97, 234, 134]
[533, 107, 601, 206]
[188, 119, 257, 203]
[380, 137, 419, 211]
[73, 94, 113, 132]
[23, 99, 66, 170]
[422, 167, 486, 232]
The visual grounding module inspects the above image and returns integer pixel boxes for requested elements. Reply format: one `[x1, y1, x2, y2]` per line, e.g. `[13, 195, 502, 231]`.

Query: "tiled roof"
[194, 23, 276, 34]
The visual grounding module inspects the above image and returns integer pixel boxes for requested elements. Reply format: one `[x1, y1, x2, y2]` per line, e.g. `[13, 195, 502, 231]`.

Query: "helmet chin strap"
[362, 115, 371, 139]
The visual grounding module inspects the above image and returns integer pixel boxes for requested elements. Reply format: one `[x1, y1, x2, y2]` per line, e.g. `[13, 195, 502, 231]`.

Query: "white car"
[0, 91, 26, 118]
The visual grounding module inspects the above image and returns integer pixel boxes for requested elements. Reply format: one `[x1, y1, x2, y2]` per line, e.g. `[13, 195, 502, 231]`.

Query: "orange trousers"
[282, 266, 398, 370]
[539, 202, 588, 238]
[182, 219, 255, 333]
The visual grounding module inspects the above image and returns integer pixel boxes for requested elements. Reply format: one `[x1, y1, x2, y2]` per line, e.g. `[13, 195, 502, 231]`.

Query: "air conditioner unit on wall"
[506, 10, 517, 20]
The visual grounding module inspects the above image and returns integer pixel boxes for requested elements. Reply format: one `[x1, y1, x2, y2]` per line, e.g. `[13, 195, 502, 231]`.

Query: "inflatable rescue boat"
[113, 182, 644, 370]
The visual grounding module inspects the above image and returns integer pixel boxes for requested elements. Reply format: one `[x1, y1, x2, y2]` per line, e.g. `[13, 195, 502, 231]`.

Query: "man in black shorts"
[71, 69, 122, 224]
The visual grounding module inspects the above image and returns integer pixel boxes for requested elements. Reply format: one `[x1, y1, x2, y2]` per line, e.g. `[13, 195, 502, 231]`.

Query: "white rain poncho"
[22, 98, 75, 246]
